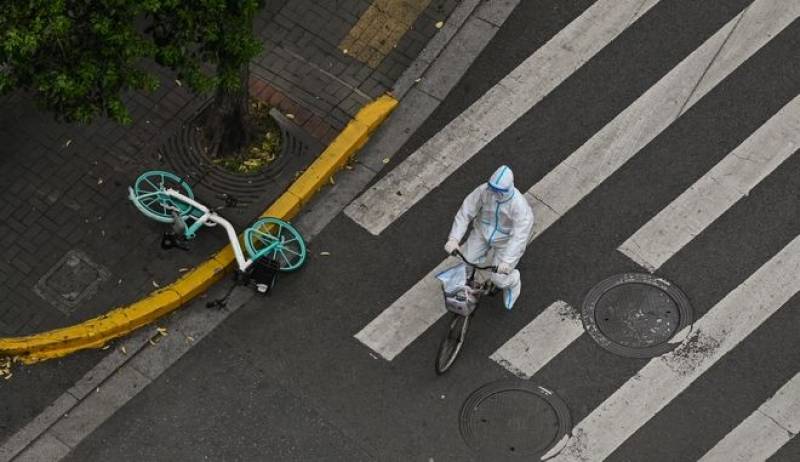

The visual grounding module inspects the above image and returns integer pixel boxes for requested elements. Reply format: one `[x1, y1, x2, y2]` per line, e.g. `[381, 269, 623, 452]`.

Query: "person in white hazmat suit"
[444, 165, 534, 310]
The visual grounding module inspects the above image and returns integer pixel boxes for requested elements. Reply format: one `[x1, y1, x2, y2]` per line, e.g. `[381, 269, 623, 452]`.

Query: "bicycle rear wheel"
[130, 170, 195, 223]
[435, 313, 471, 375]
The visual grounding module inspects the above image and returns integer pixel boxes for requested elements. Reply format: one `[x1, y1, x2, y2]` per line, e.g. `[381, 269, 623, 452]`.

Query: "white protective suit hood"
[487, 165, 514, 201]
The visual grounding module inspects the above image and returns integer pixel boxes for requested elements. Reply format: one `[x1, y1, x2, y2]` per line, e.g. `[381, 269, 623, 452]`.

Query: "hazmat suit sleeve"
[499, 197, 535, 267]
[448, 185, 484, 242]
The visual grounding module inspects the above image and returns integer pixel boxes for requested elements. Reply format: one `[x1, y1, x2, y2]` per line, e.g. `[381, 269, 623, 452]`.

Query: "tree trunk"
[204, 62, 250, 157]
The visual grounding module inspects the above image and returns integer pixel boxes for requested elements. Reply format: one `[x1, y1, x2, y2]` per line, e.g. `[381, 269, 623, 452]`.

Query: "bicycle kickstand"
[205, 270, 248, 310]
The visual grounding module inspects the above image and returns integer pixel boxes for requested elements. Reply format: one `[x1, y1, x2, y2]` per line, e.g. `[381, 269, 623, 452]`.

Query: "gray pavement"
[251, 0, 466, 142]
[7, 0, 800, 461]
[0, 0, 473, 452]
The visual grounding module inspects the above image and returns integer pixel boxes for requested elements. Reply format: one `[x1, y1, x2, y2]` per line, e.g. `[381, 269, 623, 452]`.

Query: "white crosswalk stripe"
[354, 257, 455, 360]
[698, 372, 800, 462]
[619, 94, 800, 272]
[354, 0, 797, 363]
[489, 301, 583, 379]
[344, 0, 662, 236]
[548, 233, 800, 461]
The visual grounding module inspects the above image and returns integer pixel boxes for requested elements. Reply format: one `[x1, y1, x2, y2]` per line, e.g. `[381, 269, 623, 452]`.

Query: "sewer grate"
[581, 273, 693, 358]
[161, 108, 302, 207]
[460, 380, 571, 459]
[34, 249, 111, 315]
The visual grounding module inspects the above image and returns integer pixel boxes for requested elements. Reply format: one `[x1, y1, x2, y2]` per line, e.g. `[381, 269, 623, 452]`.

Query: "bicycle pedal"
[161, 232, 189, 251]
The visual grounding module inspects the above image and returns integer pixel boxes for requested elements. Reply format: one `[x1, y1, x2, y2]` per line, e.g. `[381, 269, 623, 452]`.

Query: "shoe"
[503, 282, 521, 310]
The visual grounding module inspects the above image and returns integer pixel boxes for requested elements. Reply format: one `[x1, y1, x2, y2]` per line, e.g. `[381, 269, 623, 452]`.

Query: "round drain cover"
[582, 273, 692, 358]
[460, 380, 571, 459]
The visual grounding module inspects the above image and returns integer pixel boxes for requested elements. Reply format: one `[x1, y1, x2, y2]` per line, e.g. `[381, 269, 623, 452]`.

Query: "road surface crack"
[675, 5, 748, 118]
[758, 410, 797, 437]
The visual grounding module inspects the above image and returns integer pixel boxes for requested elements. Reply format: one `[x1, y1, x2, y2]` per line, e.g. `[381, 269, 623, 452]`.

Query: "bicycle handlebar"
[451, 249, 497, 271]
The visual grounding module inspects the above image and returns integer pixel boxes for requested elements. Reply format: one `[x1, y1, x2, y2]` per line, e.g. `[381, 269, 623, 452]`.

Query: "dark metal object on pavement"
[460, 380, 571, 459]
[581, 273, 693, 358]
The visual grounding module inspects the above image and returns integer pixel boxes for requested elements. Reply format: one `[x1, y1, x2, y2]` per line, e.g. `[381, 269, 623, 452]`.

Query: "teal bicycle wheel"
[244, 217, 307, 272]
[131, 170, 195, 223]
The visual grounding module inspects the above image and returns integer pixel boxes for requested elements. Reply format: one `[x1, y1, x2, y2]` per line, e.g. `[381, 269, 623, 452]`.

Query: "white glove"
[497, 262, 513, 274]
[444, 239, 460, 255]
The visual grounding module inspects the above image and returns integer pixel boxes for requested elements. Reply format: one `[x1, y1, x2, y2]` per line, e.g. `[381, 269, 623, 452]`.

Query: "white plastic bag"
[436, 263, 467, 293]
[436, 263, 478, 316]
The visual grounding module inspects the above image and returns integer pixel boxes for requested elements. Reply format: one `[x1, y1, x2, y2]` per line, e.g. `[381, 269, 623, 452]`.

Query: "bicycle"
[127, 170, 307, 301]
[434, 250, 497, 375]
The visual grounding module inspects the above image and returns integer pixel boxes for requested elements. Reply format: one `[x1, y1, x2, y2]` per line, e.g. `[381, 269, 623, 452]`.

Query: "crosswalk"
[619, 94, 800, 272]
[344, 0, 663, 235]
[552, 233, 800, 461]
[348, 0, 799, 460]
[699, 372, 800, 462]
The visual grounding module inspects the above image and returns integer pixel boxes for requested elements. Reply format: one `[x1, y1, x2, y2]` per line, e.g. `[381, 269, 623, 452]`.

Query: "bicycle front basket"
[443, 285, 479, 317]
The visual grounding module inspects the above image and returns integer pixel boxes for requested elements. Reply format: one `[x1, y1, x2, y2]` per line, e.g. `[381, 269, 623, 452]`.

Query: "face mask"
[488, 185, 510, 201]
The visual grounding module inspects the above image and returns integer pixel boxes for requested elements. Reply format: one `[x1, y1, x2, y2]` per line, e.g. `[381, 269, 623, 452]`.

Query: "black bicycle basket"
[251, 257, 280, 293]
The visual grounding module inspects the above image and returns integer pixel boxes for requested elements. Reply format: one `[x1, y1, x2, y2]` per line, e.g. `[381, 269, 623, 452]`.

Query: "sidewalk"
[0, 0, 467, 447]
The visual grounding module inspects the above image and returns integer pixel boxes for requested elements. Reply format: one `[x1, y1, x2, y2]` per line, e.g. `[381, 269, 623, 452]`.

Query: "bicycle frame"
[128, 187, 271, 273]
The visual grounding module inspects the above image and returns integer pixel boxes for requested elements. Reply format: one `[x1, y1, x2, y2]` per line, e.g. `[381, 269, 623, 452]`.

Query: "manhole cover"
[460, 380, 571, 459]
[34, 250, 111, 315]
[582, 273, 692, 358]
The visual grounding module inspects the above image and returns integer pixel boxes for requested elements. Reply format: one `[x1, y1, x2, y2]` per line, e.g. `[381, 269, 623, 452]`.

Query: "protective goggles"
[487, 182, 510, 193]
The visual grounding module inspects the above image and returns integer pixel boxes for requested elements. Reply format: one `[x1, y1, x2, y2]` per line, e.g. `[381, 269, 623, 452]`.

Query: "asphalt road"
[63, 1, 800, 460]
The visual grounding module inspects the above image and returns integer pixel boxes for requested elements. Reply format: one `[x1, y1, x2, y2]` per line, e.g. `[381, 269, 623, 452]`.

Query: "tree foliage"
[0, 0, 264, 128]
[0, 0, 162, 124]
[150, 0, 263, 95]
[150, 0, 265, 155]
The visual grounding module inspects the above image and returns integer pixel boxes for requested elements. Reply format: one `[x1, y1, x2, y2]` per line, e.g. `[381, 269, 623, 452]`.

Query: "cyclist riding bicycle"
[444, 165, 534, 310]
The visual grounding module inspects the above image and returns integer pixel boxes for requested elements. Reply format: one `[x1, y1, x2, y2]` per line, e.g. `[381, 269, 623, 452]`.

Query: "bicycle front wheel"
[244, 217, 307, 272]
[435, 313, 470, 375]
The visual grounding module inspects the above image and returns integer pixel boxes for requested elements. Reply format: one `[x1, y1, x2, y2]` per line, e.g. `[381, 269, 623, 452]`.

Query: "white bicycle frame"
[128, 187, 256, 272]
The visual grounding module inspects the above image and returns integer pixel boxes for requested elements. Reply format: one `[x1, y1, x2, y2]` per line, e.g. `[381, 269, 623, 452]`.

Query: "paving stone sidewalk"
[0, 0, 465, 445]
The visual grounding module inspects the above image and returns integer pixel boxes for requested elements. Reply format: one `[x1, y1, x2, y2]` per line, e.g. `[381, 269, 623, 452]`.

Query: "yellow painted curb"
[0, 94, 398, 364]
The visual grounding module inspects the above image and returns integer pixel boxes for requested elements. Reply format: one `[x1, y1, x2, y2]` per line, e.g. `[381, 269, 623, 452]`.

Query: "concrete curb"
[0, 95, 397, 365]
[0, 1, 515, 456]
